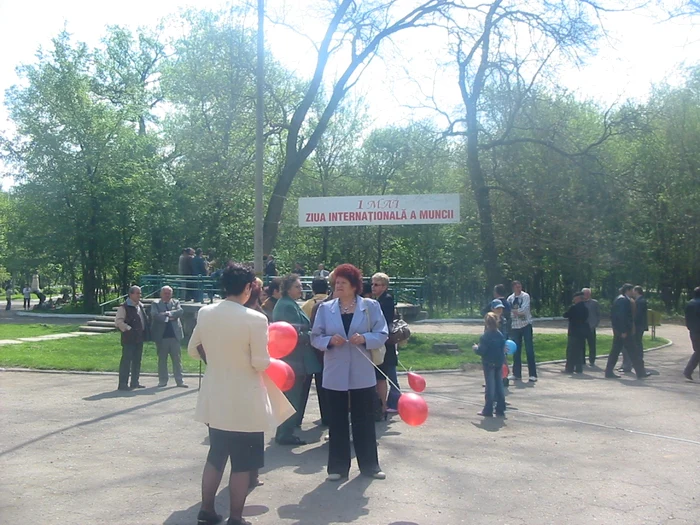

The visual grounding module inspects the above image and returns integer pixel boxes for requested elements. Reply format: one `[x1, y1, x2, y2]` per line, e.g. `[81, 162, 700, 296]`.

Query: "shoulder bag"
[364, 299, 386, 365]
[387, 318, 411, 345]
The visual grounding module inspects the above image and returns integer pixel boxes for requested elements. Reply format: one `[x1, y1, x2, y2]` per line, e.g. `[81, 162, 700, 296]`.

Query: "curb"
[0, 340, 672, 377]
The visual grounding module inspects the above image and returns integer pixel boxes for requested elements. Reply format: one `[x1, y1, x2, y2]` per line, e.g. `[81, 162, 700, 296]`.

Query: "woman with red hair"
[311, 263, 389, 481]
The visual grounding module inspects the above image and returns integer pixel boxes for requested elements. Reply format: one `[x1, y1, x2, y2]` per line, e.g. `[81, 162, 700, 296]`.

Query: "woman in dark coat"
[371, 272, 401, 417]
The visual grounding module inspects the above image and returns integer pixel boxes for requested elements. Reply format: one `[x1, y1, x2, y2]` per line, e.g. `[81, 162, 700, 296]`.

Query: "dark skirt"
[206, 427, 264, 473]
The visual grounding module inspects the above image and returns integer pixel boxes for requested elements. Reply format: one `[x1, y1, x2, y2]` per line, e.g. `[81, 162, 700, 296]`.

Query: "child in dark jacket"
[473, 312, 507, 417]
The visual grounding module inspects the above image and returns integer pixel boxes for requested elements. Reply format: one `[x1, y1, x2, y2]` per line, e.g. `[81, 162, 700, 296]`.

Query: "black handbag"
[387, 319, 411, 345]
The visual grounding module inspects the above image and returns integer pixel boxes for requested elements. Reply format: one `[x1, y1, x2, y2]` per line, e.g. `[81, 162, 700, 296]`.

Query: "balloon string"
[353, 345, 402, 393]
[397, 358, 411, 373]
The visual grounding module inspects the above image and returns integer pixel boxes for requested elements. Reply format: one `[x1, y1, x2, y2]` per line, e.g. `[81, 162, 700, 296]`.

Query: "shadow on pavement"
[0, 388, 196, 458]
[83, 386, 161, 400]
[277, 475, 373, 524]
[163, 488, 270, 525]
[471, 417, 507, 433]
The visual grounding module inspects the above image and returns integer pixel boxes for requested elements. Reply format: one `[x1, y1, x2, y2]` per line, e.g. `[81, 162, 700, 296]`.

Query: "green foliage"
[1, 7, 699, 316]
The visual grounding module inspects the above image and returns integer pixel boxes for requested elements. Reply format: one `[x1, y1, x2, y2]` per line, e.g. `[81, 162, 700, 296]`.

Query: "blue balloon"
[505, 340, 517, 355]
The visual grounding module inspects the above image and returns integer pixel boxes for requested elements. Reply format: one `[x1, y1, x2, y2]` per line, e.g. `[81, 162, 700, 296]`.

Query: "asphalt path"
[0, 324, 698, 525]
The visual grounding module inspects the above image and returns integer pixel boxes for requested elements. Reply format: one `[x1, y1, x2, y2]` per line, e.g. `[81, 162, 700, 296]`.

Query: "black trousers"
[298, 372, 330, 426]
[565, 335, 585, 373]
[325, 387, 380, 477]
[605, 332, 646, 378]
[583, 328, 597, 364]
[684, 332, 700, 376]
[24, 298, 31, 309]
[119, 342, 144, 387]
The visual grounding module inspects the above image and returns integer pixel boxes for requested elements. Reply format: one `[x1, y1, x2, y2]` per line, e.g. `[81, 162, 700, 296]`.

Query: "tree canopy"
[1, 4, 698, 315]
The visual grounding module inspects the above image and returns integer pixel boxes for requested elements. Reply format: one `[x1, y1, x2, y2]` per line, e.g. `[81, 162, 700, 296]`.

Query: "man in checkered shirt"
[507, 281, 538, 382]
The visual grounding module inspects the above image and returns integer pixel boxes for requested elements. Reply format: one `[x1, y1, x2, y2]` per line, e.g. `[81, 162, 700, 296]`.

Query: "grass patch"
[0, 331, 669, 372]
[0, 324, 82, 339]
[0, 331, 203, 373]
[397, 333, 669, 370]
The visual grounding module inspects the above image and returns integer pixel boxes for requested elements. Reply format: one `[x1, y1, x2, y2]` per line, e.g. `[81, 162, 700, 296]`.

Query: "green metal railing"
[138, 274, 425, 305]
[99, 288, 160, 314]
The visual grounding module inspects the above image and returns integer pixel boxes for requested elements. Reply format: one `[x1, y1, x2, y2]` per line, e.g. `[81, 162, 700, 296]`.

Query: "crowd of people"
[472, 281, 700, 419]
[108, 261, 700, 525]
[179, 262, 396, 525]
[112, 262, 399, 525]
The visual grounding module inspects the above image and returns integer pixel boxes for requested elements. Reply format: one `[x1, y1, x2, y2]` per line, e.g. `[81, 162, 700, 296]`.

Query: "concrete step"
[94, 315, 116, 322]
[87, 320, 116, 328]
[78, 325, 115, 333]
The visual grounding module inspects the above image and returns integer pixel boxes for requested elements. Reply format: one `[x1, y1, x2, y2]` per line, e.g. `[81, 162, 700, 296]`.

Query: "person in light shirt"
[506, 281, 537, 382]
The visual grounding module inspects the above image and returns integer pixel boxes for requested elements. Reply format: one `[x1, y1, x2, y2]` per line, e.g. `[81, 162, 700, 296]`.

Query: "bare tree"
[442, 0, 606, 287]
[262, 0, 452, 253]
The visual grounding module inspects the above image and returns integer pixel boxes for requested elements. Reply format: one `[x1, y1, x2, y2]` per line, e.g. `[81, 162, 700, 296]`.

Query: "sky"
[0, 0, 698, 189]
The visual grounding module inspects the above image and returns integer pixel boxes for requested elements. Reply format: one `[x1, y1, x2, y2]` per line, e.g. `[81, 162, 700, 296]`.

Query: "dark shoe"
[176, 383, 189, 388]
[361, 470, 386, 480]
[683, 371, 693, 381]
[117, 385, 130, 391]
[157, 382, 167, 387]
[275, 436, 307, 446]
[130, 384, 146, 389]
[589, 361, 595, 366]
[637, 371, 652, 379]
[197, 509, 223, 525]
[249, 476, 263, 489]
[605, 373, 621, 379]
[495, 411, 506, 417]
[226, 518, 251, 525]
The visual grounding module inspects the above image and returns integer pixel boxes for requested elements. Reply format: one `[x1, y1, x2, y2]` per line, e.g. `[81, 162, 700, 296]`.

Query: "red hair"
[333, 264, 363, 295]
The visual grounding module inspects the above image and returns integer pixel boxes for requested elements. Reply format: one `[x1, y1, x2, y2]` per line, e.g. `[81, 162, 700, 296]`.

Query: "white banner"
[298, 194, 460, 227]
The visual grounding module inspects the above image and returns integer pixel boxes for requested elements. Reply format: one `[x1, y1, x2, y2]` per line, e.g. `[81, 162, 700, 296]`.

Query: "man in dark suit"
[683, 286, 700, 380]
[563, 291, 589, 374]
[632, 286, 649, 371]
[605, 283, 651, 379]
[582, 288, 600, 366]
[151, 285, 187, 388]
[114, 286, 151, 390]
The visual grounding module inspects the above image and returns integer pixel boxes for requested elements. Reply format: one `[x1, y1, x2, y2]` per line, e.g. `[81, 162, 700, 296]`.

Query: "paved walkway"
[1, 325, 698, 525]
[0, 331, 102, 346]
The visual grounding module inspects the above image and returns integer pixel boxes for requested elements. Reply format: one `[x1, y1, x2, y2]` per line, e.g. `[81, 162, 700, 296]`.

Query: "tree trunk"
[466, 127, 502, 289]
[263, 159, 301, 254]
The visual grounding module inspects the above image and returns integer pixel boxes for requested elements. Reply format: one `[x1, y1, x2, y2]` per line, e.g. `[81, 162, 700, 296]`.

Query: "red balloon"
[266, 358, 295, 392]
[407, 372, 426, 393]
[397, 393, 429, 426]
[268, 322, 298, 359]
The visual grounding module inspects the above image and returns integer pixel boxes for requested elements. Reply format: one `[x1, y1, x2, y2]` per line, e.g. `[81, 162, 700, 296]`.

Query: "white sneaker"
[326, 473, 346, 482]
[529, 376, 538, 382]
[507, 375, 516, 381]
